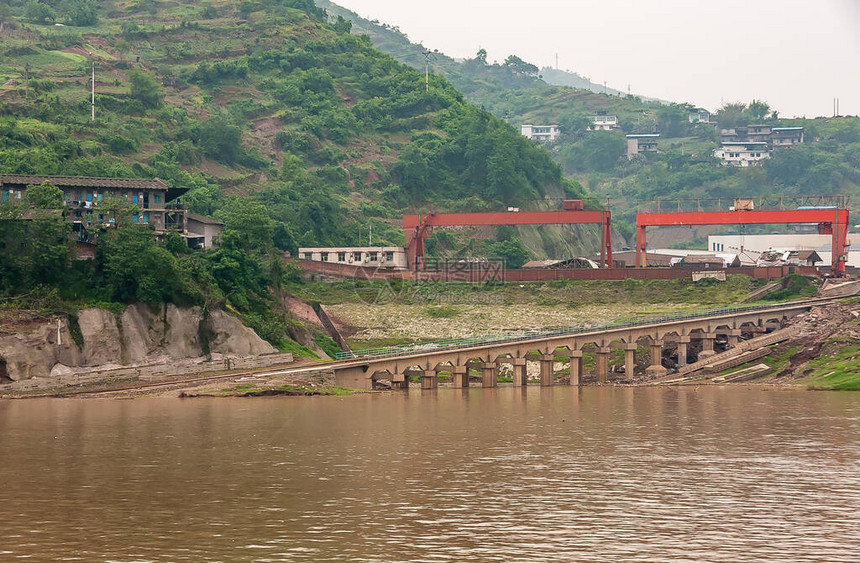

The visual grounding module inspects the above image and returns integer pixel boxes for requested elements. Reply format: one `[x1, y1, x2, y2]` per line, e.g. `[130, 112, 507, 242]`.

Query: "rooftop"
[0, 174, 169, 190]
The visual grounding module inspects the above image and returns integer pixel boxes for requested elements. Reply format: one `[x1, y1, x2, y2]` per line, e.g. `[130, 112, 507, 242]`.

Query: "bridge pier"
[676, 336, 690, 367]
[512, 358, 528, 386]
[420, 370, 438, 389]
[699, 333, 717, 359]
[540, 355, 555, 386]
[621, 343, 638, 380]
[596, 347, 611, 383]
[452, 365, 469, 388]
[481, 363, 497, 388]
[569, 351, 583, 386]
[727, 329, 742, 348]
[391, 372, 409, 390]
[646, 340, 668, 376]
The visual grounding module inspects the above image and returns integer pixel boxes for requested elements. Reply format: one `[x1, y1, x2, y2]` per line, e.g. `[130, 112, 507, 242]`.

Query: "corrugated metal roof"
[186, 213, 224, 225]
[0, 174, 168, 190]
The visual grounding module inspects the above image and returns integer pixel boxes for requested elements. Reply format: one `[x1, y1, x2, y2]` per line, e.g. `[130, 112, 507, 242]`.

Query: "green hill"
[319, 1, 860, 237]
[0, 0, 585, 254]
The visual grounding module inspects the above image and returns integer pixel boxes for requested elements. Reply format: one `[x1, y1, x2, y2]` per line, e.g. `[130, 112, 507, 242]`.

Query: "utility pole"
[423, 49, 431, 92]
[555, 53, 558, 70]
[89, 53, 95, 122]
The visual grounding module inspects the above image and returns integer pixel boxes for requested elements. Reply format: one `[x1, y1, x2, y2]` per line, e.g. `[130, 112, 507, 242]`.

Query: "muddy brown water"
[1, 387, 858, 562]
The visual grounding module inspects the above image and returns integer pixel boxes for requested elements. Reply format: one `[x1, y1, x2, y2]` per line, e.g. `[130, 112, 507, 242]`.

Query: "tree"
[475, 48, 488, 64]
[65, 0, 99, 26]
[24, 1, 55, 24]
[656, 103, 689, 137]
[715, 103, 748, 129]
[25, 181, 63, 209]
[215, 198, 274, 252]
[198, 115, 242, 165]
[503, 55, 538, 76]
[748, 99, 771, 122]
[129, 68, 163, 109]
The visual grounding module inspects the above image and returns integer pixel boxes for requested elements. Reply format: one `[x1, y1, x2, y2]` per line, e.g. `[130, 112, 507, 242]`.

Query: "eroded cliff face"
[0, 305, 276, 382]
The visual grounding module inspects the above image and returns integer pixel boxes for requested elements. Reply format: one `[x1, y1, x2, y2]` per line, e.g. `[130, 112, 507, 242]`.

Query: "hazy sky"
[334, 0, 860, 118]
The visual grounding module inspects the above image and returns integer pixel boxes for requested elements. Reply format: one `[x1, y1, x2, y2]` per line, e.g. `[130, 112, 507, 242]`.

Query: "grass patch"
[275, 338, 320, 360]
[805, 343, 860, 390]
[425, 305, 460, 318]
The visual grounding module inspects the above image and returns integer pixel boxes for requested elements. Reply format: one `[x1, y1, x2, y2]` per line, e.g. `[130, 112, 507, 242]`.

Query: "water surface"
[1, 387, 858, 561]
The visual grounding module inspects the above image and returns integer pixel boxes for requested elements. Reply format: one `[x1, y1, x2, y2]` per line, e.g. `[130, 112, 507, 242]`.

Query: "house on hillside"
[771, 126, 805, 148]
[0, 174, 222, 250]
[713, 142, 770, 166]
[521, 124, 560, 143]
[688, 108, 711, 123]
[0, 174, 186, 232]
[589, 113, 618, 131]
[626, 134, 659, 160]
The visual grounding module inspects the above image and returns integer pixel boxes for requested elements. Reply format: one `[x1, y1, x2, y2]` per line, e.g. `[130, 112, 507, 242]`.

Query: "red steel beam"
[404, 210, 612, 270]
[635, 208, 850, 274]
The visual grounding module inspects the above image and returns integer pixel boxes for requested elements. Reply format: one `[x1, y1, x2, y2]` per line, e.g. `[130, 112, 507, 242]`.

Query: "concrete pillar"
[391, 372, 409, 391]
[676, 336, 691, 367]
[646, 340, 668, 376]
[699, 333, 717, 359]
[452, 366, 469, 388]
[621, 343, 638, 380]
[512, 358, 527, 386]
[569, 351, 583, 386]
[481, 362, 497, 388]
[420, 370, 437, 389]
[596, 347, 612, 384]
[727, 329, 742, 348]
[539, 354, 555, 386]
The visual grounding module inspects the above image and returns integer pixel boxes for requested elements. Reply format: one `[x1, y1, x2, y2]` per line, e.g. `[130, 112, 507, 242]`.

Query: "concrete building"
[589, 114, 618, 131]
[713, 142, 770, 166]
[708, 233, 857, 267]
[688, 108, 711, 123]
[0, 174, 186, 233]
[521, 124, 560, 143]
[299, 246, 408, 269]
[771, 126, 805, 148]
[626, 134, 659, 160]
[185, 213, 224, 249]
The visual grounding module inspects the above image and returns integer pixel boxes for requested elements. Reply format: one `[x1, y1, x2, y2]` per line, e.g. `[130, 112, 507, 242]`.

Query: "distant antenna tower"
[423, 49, 431, 92]
[555, 53, 559, 70]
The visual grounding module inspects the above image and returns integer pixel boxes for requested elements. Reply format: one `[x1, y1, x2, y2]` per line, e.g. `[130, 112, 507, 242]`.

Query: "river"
[1, 387, 858, 562]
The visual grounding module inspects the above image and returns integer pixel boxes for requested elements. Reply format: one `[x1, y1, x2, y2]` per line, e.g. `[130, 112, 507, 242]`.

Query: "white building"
[707, 233, 858, 267]
[713, 142, 769, 167]
[298, 246, 408, 269]
[589, 115, 618, 131]
[688, 108, 711, 123]
[521, 124, 560, 143]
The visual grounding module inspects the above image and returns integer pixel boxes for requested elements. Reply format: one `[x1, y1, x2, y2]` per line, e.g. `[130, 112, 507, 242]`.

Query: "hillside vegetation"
[323, 2, 860, 241]
[0, 0, 583, 254]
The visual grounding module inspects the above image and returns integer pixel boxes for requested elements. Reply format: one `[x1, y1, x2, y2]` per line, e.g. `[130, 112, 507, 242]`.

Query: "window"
[321, 252, 329, 262]
[338, 252, 346, 262]
[142, 212, 149, 224]
[386, 251, 394, 262]
[132, 194, 139, 204]
[97, 192, 103, 202]
[133, 214, 139, 224]
[86, 192, 93, 202]
[369, 252, 378, 261]
[354, 251, 362, 261]
[304, 252, 312, 260]
[154, 195, 162, 204]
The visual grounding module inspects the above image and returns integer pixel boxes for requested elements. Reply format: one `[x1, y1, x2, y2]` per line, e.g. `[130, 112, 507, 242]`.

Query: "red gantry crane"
[636, 203, 850, 275]
[404, 200, 612, 271]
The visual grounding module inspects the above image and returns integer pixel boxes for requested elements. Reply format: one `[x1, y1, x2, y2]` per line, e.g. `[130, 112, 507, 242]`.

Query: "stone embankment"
[0, 304, 293, 391]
